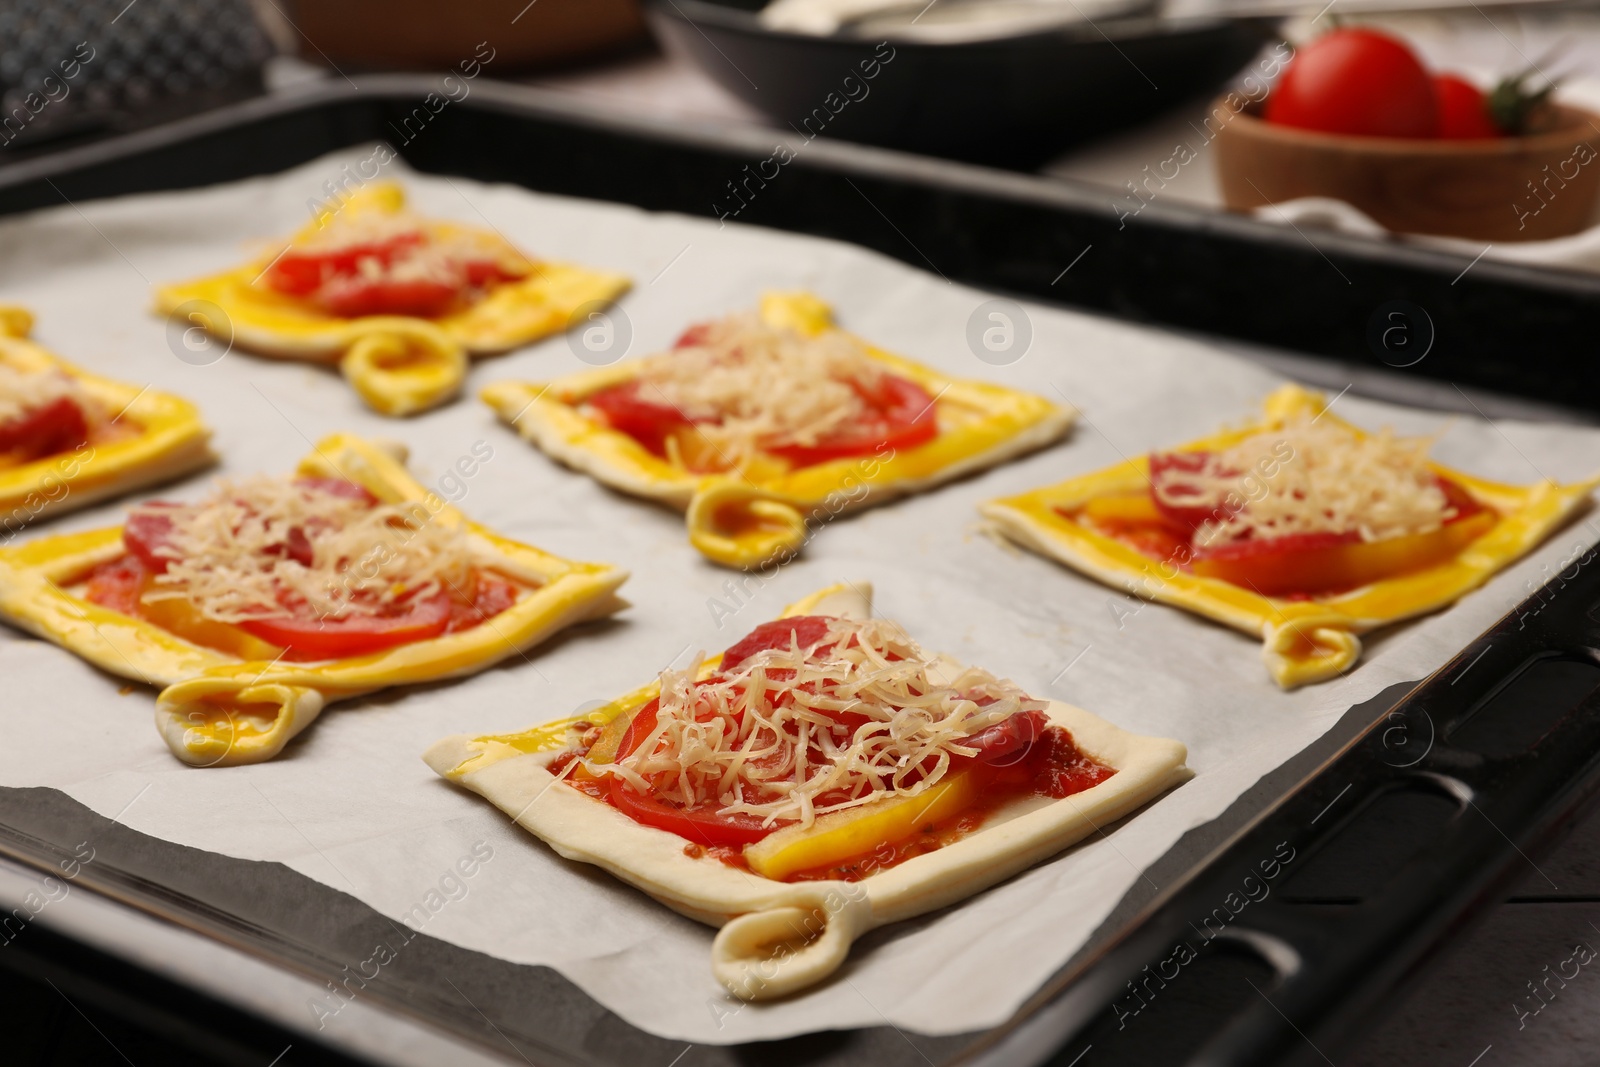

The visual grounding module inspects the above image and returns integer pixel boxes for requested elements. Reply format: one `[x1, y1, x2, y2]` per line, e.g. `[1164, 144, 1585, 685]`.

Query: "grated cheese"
[0, 364, 92, 427]
[294, 209, 424, 253]
[592, 617, 1048, 829]
[134, 476, 487, 624]
[1154, 415, 1453, 547]
[266, 211, 528, 293]
[617, 313, 889, 468]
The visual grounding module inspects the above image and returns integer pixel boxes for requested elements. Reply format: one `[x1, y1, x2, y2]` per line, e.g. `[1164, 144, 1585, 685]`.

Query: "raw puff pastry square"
[425, 582, 1189, 1000]
[154, 182, 631, 417]
[0, 306, 212, 530]
[0, 433, 628, 766]
[483, 292, 1074, 569]
[980, 384, 1600, 688]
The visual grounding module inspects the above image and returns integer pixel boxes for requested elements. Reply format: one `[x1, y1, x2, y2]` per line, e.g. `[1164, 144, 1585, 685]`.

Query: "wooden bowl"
[1214, 101, 1600, 242]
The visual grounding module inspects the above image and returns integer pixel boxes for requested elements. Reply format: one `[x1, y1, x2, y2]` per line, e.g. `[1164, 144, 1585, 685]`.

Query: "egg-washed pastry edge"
[0, 432, 629, 766]
[482, 291, 1076, 570]
[979, 383, 1600, 689]
[150, 181, 631, 416]
[0, 308, 214, 528]
[424, 580, 1190, 1000]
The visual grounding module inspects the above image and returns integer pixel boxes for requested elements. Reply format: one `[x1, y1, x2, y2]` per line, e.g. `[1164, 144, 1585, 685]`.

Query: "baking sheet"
[0, 148, 1596, 1046]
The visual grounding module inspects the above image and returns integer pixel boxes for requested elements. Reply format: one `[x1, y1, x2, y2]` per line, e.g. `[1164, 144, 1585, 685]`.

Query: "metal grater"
[0, 0, 272, 151]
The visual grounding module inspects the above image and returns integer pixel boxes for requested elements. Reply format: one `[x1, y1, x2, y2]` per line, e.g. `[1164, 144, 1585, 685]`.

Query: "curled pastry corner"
[153, 182, 631, 418]
[423, 578, 1191, 1001]
[0, 432, 629, 765]
[711, 888, 873, 1000]
[1261, 614, 1363, 688]
[981, 383, 1600, 690]
[686, 479, 811, 569]
[155, 670, 338, 767]
[0, 307, 215, 526]
[484, 290, 1073, 571]
[0, 305, 35, 338]
[340, 323, 468, 417]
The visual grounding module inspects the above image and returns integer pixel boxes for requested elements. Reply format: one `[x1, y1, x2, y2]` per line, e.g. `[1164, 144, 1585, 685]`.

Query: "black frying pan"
[645, 0, 1280, 168]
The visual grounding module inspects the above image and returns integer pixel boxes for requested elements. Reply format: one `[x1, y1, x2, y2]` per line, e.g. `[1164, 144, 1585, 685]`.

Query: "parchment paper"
[0, 149, 1596, 1045]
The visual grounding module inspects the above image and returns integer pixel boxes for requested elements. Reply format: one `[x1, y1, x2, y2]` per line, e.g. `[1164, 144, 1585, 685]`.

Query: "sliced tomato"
[124, 478, 375, 574]
[607, 698, 780, 846]
[1191, 484, 1497, 596]
[446, 572, 519, 633]
[720, 615, 835, 669]
[0, 396, 89, 459]
[236, 591, 453, 660]
[294, 476, 378, 505]
[237, 567, 519, 659]
[461, 257, 523, 289]
[963, 709, 1049, 768]
[586, 372, 937, 469]
[602, 621, 1057, 846]
[1147, 450, 1232, 531]
[82, 556, 146, 616]
[584, 381, 691, 457]
[264, 233, 425, 297]
[123, 504, 181, 573]
[314, 274, 461, 318]
[674, 323, 714, 348]
[266, 231, 522, 318]
[765, 374, 938, 467]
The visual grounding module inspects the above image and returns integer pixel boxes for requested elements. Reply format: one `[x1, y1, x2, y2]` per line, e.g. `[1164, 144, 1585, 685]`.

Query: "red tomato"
[447, 572, 519, 633]
[243, 570, 519, 659]
[766, 375, 938, 467]
[1147, 451, 1229, 531]
[265, 233, 425, 297]
[293, 476, 378, 506]
[601, 619, 1060, 846]
[674, 323, 715, 348]
[117, 477, 514, 659]
[82, 556, 145, 616]
[237, 592, 454, 659]
[266, 230, 520, 318]
[314, 274, 461, 318]
[1189, 477, 1495, 595]
[0, 396, 89, 458]
[720, 615, 835, 669]
[586, 372, 937, 469]
[1265, 29, 1437, 138]
[963, 709, 1049, 768]
[123, 504, 181, 573]
[124, 478, 375, 574]
[461, 258, 521, 289]
[607, 698, 779, 846]
[1434, 73, 1502, 139]
[583, 381, 690, 457]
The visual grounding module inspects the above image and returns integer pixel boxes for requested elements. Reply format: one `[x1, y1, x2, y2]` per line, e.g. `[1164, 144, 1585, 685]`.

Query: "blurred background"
[5, 0, 1599, 262]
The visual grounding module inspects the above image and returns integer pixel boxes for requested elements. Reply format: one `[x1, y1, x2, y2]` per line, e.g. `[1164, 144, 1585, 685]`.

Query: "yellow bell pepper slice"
[744, 770, 981, 881]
